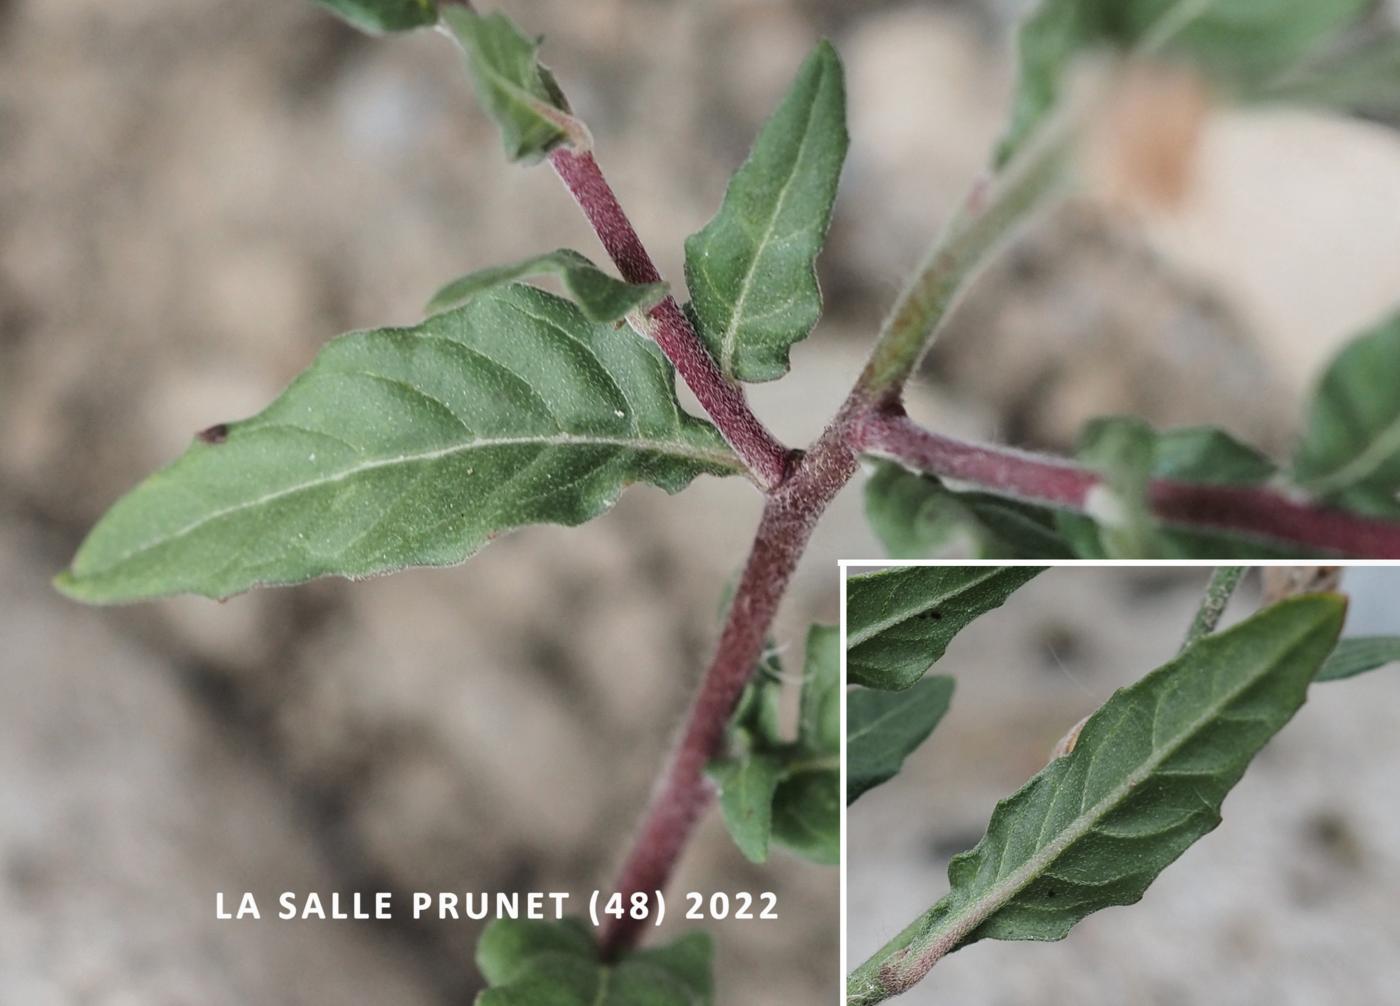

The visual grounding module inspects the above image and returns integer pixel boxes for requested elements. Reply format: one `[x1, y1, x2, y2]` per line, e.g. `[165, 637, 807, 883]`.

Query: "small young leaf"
[998, 0, 1372, 165]
[847, 676, 955, 805]
[798, 624, 841, 755]
[1074, 415, 1158, 557]
[863, 461, 1074, 559]
[711, 753, 783, 865]
[770, 768, 840, 866]
[443, 8, 573, 163]
[847, 566, 1045, 690]
[1293, 310, 1400, 501]
[851, 595, 1344, 1001]
[710, 625, 838, 865]
[475, 918, 712, 1006]
[314, 0, 436, 35]
[1316, 636, 1400, 683]
[684, 41, 848, 382]
[57, 286, 740, 604]
[428, 250, 667, 322]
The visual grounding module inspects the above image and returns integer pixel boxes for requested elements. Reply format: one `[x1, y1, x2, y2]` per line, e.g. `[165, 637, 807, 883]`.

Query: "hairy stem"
[599, 407, 861, 956]
[1182, 566, 1246, 651]
[859, 411, 1400, 558]
[855, 133, 1070, 402]
[549, 148, 790, 489]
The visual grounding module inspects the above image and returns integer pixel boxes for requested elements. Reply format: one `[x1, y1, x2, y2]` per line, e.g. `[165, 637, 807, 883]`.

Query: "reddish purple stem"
[549, 149, 790, 490]
[598, 408, 860, 957]
[859, 410, 1400, 558]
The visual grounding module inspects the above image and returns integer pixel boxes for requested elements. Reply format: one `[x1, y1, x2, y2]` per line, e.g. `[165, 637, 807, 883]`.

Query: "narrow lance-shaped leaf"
[847, 676, 955, 805]
[444, 8, 577, 163]
[1316, 636, 1400, 683]
[475, 918, 712, 1005]
[847, 566, 1045, 690]
[315, 0, 436, 35]
[427, 249, 667, 321]
[57, 285, 741, 604]
[684, 41, 848, 382]
[1293, 310, 1400, 502]
[848, 594, 1345, 1006]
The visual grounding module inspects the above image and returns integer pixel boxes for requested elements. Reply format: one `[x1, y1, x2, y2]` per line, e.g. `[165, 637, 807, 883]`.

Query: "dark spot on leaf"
[919, 609, 943, 622]
[1046, 888, 1057, 899]
[197, 423, 229, 444]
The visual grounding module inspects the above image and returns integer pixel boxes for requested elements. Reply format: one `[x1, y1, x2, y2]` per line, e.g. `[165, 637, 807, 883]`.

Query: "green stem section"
[1181, 566, 1246, 651]
[854, 133, 1071, 401]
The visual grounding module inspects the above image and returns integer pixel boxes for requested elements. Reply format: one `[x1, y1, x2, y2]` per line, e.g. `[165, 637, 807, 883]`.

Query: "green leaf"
[863, 461, 1074, 559]
[1151, 426, 1278, 484]
[314, 0, 436, 34]
[1293, 310, 1400, 502]
[1062, 418, 1290, 559]
[711, 626, 838, 866]
[798, 624, 841, 755]
[57, 285, 740, 604]
[998, 0, 1372, 165]
[847, 566, 1045, 690]
[770, 767, 840, 866]
[712, 753, 783, 865]
[428, 250, 667, 322]
[684, 41, 848, 382]
[1074, 415, 1158, 557]
[847, 676, 955, 805]
[851, 595, 1345, 999]
[1263, 37, 1400, 119]
[1316, 636, 1400, 683]
[444, 8, 574, 163]
[475, 919, 712, 1006]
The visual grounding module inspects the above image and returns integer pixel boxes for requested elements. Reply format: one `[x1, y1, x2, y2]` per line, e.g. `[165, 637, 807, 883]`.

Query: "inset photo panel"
[843, 563, 1400, 1006]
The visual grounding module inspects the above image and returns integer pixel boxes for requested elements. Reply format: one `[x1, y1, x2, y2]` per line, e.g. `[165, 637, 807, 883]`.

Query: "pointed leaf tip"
[684, 40, 848, 382]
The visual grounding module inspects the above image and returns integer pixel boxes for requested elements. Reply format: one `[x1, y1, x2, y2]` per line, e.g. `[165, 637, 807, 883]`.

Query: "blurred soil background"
[848, 567, 1400, 1005]
[1, 0, 1398, 1002]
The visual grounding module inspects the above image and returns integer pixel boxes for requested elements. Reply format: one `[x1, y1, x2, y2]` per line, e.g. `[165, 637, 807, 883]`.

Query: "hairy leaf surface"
[863, 461, 1074, 559]
[315, 0, 436, 34]
[444, 8, 572, 162]
[853, 595, 1344, 1001]
[58, 286, 740, 603]
[1316, 636, 1400, 683]
[847, 566, 1044, 690]
[684, 41, 847, 382]
[999, 0, 1372, 164]
[848, 676, 955, 805]
[476, 919, 712, 1005]
[1294, 311, 1400, 501]
[428, 250, 667, 322]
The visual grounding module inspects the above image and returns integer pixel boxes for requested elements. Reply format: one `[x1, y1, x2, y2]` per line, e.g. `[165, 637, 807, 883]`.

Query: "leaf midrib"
[847, 567, 1010, 646]
[77, 432, 741, 578]
[913, 620, 1319, 958]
